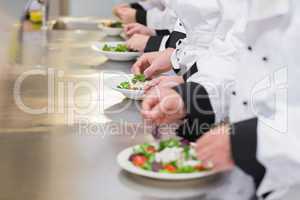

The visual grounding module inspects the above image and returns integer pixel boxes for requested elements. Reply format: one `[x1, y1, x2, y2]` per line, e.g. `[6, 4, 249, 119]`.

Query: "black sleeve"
[156, 29, 170, 36]
[130, 3, 144, 10]
[129, 3, 147, 25]
[230, 118, 266, 189]
[135, 9, 147, 25]
[173, 82, 215, 142]
[144, 36, 165, 52]
[166, 31, 186, 49]
[182, 62, 198, 81]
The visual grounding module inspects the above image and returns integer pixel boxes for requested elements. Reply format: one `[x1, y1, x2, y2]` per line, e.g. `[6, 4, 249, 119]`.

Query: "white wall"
[70, 0, 135, 17]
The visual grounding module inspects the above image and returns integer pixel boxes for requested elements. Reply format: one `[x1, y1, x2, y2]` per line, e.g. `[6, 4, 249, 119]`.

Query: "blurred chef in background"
[114, 0, 178, 52]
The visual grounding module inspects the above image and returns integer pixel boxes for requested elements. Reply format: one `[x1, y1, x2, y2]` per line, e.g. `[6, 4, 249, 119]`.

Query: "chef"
[141, 0, 300, 199]
[114, 0, 177, 29]
[126, 18, 187, 52]
[124, 1, 181, 52]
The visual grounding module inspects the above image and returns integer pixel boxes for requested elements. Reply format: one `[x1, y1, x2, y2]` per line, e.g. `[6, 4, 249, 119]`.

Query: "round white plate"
[106, 74, 145, 100]
[92, 42, 141, 61]
[98, 23, 123, 36]
[117, 146, 216, 181]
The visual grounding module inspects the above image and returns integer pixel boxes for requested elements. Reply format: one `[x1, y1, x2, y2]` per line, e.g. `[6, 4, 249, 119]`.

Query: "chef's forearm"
[173, 82, 215, 141]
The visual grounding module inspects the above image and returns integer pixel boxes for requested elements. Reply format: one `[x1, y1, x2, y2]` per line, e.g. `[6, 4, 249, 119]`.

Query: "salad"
[129, 138, 212, 174]
[118, 74, 148, 90]
[102, 21, 123, 28]
[102, 44, 129, 52]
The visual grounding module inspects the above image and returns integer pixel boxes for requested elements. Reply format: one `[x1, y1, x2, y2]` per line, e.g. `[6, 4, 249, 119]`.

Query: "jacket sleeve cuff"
[230, 118, 266, 189]
[166, 31, 186, 49]
[144, 36, 164, 52]
[135, 9, 147, 25]
[173, 82, 215, 141]
[130, 3, 144, 10]
[155, 29, 170, 36]
[182, 62, 198, 81]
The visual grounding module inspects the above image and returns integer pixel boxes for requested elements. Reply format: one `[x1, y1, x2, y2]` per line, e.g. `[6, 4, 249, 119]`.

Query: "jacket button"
[247, 46, 252, 51]
[232, 91, 236, 96]
[262, 57, 268, 62]
[243, 101, 248, 106]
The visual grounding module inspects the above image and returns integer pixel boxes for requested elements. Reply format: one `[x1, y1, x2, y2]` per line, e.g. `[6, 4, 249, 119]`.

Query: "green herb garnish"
[102, 44, 129, 52]
[118, 81, 130, 89]
[110, 21, 123, 28]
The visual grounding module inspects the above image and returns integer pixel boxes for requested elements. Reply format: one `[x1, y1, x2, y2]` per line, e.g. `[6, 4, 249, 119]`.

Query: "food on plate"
[128, 138, 213, 174]
[102, 44, 129, 52]
[102, 21, 123, 28]
[118, 74, 148, 90]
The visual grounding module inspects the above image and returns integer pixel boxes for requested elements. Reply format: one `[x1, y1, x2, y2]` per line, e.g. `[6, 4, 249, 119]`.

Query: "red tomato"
[146, 146, 156, 154]
[195, 164, 206, 171]
[132, 155, 148, 167]
[164, 164, 177, 173]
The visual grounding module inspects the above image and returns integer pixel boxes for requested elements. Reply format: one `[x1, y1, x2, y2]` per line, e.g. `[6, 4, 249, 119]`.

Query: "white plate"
[98, 23, 123, 36]
[117, 146, 216, 181]
[92, 42, 141, 61]
[106, 74, 145, 100]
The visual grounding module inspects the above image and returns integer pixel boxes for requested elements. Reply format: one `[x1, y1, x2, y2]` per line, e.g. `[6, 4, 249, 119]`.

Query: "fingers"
[124, 23, 138, 35]
[126, 38, 134, 50]
[131, 54, 150, 74]
[141, 94, 159, 112]
[142, 103, 165, 124]
[144, 63, 161, 78]
[113, 4, 128, 15]
[144, 78, 162, 92]
[126, 26, 140, 37]
[196, 143, 216, 162]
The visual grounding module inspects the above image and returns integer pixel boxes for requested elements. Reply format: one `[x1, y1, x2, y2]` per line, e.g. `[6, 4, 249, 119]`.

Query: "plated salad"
[118, 74, 148, 90]
[101, 21, 123, 28]
[129, 138, 212, 174]
[102, 44, 130, 52]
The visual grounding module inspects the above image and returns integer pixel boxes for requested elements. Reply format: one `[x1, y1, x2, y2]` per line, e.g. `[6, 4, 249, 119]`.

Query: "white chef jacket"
[137, 0, 165, 11]
[136, 0, 177, 30]
[170, 0, 248, 123]
[229, 0, 300, 199]
[159, 18, 186, 52]
[171, 0, 300, 199]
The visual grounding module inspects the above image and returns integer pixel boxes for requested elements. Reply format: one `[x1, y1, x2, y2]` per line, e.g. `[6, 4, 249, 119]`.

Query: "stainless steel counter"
[0, 21, 299, 200]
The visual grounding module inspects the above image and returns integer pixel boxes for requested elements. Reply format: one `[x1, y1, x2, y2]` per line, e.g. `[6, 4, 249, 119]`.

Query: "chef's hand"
[141, 87, 186, 124]
[132, 48, 174, 78]
[124, 23, 156, 37]
[115, 7, 136, 24]
[144, 76, 184, 92]
[195, 124, 235, 172]
[113, 3, 129, 15]
[126, 34, 149, 52]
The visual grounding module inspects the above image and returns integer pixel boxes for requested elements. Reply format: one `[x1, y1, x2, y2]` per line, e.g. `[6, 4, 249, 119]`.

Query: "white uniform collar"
[249, 0, 290, 20]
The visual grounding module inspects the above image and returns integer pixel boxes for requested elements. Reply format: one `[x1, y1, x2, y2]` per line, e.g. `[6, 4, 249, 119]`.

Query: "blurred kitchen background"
[67, 0, 135, 17]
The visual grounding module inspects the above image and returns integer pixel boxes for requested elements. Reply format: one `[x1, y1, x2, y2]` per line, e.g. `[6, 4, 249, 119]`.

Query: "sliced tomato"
[195, 164, 206, 171]
[132, 155, 148, 167]
[164, 164, 177, 173]
[146, 146, 156, 154]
